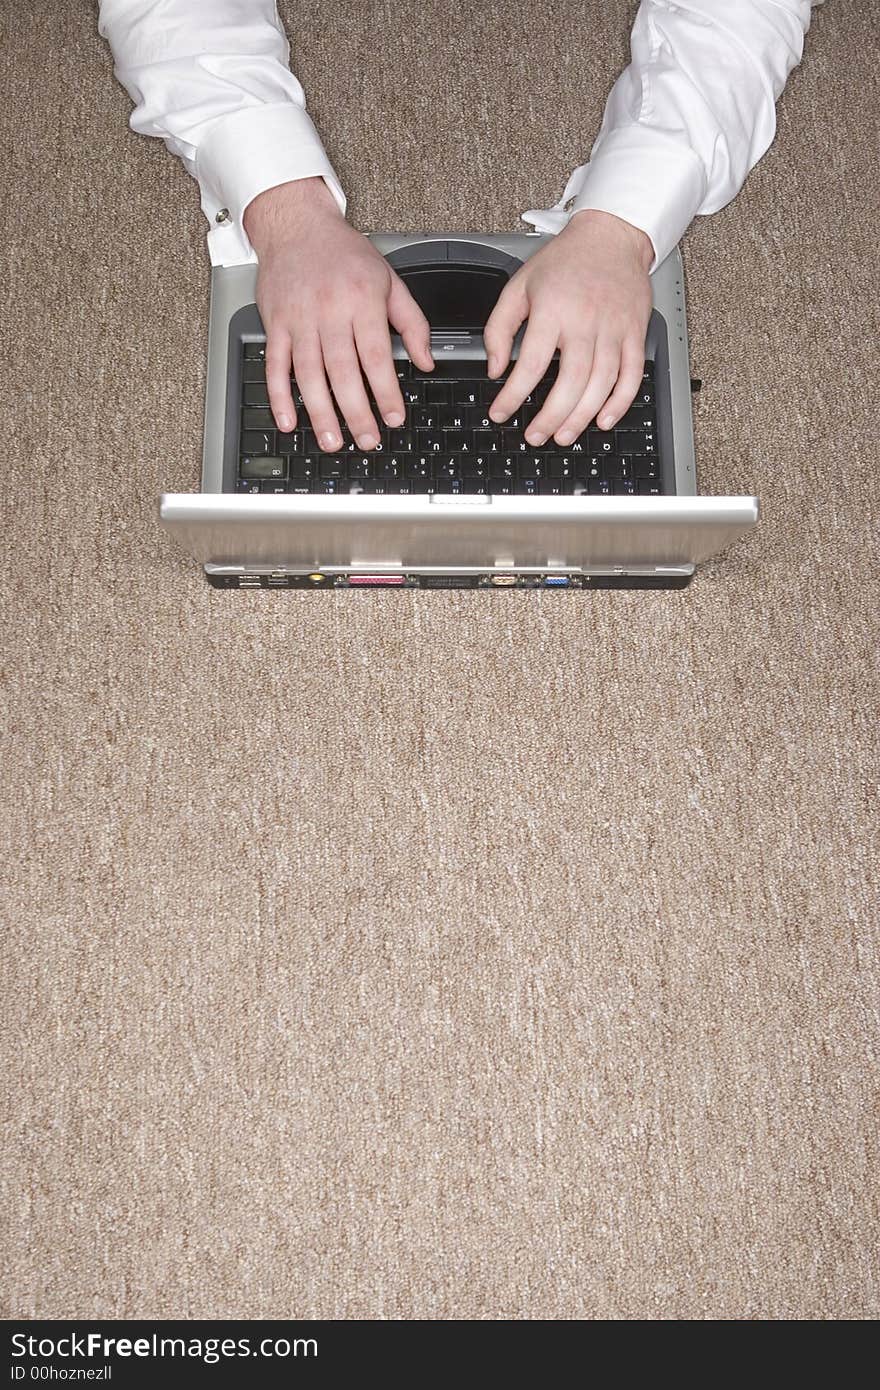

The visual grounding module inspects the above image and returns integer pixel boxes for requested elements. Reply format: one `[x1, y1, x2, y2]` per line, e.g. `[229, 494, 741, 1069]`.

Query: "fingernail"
[556, 429, 575, 445]
[526, 430, 546, 446]
[278, 414, 293, 432]
[486, 355, 497, 376]
[357, 433, 378, 450]
[598, 414, 614, 429]
[320, 431, 340, 450]
[384, 411, 404, 427]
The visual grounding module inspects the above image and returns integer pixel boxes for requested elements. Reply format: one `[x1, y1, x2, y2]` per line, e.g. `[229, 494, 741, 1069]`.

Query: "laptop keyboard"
[236, 344, 662, 496]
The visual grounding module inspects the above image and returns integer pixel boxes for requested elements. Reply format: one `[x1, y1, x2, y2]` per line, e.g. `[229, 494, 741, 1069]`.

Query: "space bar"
[419, 358, 492, 377]
[414, 348, 561, 378]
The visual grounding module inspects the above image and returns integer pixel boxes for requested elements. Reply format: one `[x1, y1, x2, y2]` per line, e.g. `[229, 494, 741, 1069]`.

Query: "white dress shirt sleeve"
[521, 0, 821, 272]
[97, 0, 347, 267]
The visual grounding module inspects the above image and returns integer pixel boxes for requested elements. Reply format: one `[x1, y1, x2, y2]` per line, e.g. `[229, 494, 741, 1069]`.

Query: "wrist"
[564, 207, 654, 274]
[243, 176, 343, 252]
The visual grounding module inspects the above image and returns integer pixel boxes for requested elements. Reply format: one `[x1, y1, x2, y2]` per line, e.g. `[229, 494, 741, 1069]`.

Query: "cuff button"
[215, 208, 231, 224]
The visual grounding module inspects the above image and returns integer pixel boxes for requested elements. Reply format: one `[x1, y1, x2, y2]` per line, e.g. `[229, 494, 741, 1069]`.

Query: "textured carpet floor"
[1, 0, 878, 1320]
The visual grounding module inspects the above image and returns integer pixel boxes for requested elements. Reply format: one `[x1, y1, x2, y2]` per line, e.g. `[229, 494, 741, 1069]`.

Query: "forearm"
[98, 0, 346, 265]
[523, 0, 819, 270]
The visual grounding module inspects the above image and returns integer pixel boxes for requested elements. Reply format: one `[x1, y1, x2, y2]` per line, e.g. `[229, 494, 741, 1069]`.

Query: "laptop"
[158, 231, 758, 590]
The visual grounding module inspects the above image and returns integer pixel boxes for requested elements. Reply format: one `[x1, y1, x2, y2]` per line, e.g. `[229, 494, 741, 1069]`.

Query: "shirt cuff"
[195, 102, 347, 267]
[522, 126, 707, 274]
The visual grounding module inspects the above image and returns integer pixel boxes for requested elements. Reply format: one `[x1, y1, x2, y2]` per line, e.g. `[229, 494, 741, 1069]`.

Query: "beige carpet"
[1, 0, 878, 1320]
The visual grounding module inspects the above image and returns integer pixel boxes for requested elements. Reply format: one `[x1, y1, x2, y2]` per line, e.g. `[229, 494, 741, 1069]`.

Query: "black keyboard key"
[618, 406, 655, 430]
[616, 430, 647, 454]
[546, 455, 583, 480]
[588, 479, 612, 494]
[604, 457, 626, 481]
[389, 430, 413, 451]
[444, 431, 472, 452]
[240, 455, 287, 480]
[538, 479, 563, 495]
[242, 407, 275, 431]
[242, 360, 267, 383]
[402, 382, 424, 404]
[319, 455, 347, 480]
[261, 481, 288, 494]
[243, 382, 270, 407]
[375, 459, 403, 480]
[472, 429, 501, 453]
[503, 431, 531, 453]
[237, 479, 261, 493]
[243, 342, 266, 360]
[405, 456, 432, 480]
[290, 457, 317, 485]
[638, 479, 662, 495]
[425, 382, 451, 405]
[276, 431, 300, 454]
[241, 430, 274, 456]
[587, 430, 615, 453]
[517, 457, 545, 480]
[634, 457, 659, 479]
[438, 407, 465, 429]
[424, 359, 489, 378]
[488, 456, 515, 478]
[460, 461, 487, 484]
[613, 480, 637, 494]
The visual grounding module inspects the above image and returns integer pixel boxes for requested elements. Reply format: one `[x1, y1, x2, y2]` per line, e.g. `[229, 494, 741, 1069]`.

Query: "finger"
[264, 327, 297, 433]
[321, 328, 383, 449]
[553, 341, 622, 446]
[482, 277, 528, 378]
[290, 332, 343, 451]
[595, 336, 647, 429]
[488, 313, 558, 423]
[523, 336, 595, 445]
[387, 273, 434, 373]
[352, 311, 407, 427]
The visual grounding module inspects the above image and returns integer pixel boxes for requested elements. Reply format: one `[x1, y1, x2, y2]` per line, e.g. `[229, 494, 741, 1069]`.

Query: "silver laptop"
[158, 232, 758, 590]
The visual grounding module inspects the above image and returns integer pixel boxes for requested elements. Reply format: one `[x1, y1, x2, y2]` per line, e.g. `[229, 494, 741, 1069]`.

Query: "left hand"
[483, 209, 654, 444]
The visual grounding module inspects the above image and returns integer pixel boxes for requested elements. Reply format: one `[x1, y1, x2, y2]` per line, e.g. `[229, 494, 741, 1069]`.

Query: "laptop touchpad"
[395, 265, 509, 332]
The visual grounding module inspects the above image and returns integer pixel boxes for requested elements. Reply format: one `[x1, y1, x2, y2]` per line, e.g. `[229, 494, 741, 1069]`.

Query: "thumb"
[387, 271, 434, 372]
[483, 276, 528, 377]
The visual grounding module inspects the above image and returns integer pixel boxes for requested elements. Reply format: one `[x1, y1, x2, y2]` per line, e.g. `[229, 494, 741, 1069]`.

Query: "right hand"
[243, 177, 434, 451]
